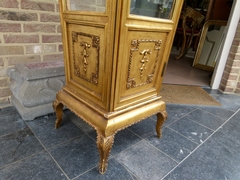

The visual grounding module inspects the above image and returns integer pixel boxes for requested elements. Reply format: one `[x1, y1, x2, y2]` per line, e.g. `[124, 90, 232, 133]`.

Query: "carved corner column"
[97, 132, 115, 174]
[156, 110, 168, 138]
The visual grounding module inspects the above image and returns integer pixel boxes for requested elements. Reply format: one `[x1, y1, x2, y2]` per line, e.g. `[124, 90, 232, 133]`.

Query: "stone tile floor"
[1, 89, 240, 180]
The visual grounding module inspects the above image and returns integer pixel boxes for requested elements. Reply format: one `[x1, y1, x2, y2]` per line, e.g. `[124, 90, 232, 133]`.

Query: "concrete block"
[7, 60, 65, 120]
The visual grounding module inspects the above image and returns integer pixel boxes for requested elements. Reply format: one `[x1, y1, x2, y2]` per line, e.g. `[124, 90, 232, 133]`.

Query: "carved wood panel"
[126, 39, 162, 89]
[65, 23, 108, 110]
[72, 31, 100, 85]
[114, 28, 169, 110]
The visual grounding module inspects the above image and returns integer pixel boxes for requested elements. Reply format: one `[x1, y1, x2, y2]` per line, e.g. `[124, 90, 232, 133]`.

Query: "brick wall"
[0, 0, 63, 108]
[220, 21, 240, 94]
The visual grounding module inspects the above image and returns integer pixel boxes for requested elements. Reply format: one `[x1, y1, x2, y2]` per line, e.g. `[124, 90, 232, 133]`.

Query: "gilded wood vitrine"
[54, 0, 183, 174]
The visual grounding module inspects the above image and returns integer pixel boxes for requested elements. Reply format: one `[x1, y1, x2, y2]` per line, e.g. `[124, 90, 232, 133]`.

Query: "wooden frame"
[193, 20, 227, 71]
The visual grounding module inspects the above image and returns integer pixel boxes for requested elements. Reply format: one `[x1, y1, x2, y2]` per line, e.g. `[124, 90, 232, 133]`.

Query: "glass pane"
[130, 0, 175, 19]
[66, 0, 106, 12]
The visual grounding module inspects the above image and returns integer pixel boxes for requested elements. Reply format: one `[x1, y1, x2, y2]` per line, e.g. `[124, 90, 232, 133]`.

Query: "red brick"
[0, 46, 24, 55]
[230, 67, 240, 74]
[26, 44, 56, 54]
[220, 78, 227, 86]
[0, 10, 38, 21]
[21, 0, 55, 12]
[226, 58, 234, 66]
[227, 74, 238, 81]
[7, 55, 41, 66]
[24, 24, 55, 33]
[0, 58, 4, 66]
[40, 14, 60, 22]
[228, 53, 236, 61]
[232, 40, 240, 46]
[226, 80, 237, 87]
[0, 23, 21, 32]
[4, 35, 39, 43]
[42, 35, 62, 43]
[0, 88, 12, 97]
[237, 82, 240, 88]
[57, 25, 62, 33]
[58, 45, 63, 52]
[233, 60, 240, 67]
[235, 31, 240, 38]
[222, 87, 235, 93]
[230, 46, 238, 53]
[43, 53, 64, 61]
[56, 4, 60, 12]
[0, 0, 19, 8]
[234, 88, 240, 94]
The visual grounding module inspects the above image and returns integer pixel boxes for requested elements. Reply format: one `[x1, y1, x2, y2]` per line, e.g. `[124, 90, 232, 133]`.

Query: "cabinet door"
[59, 0, 116, 111]
[113, 0, 183, 111]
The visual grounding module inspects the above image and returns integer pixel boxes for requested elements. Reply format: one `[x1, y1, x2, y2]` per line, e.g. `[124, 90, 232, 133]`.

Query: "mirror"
[193, 20, 227, 71]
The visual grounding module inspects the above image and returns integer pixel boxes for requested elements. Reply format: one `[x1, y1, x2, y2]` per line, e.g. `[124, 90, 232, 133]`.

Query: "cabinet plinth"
[55, 0, 183, 174]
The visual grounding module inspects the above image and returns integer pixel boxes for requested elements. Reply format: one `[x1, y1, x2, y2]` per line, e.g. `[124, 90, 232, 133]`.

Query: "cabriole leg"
[53, 99, 64, 129]
[156, 110, 168, 138]
[97, 132, 115, 174]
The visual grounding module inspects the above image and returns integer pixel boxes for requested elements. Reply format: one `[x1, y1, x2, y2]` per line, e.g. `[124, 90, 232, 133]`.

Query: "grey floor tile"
[30, 116, 84, 148]
[116, 140, 177, 180]
[0, 112, 27, 137]
[163, 117, 240, 180]
[0, 128, 44, 167]
[0, 151, 67, 180]
[169, 116, 213, 144]
[64, 110, 94, 133]
[152, 104, 197, 126]
[146, 127, 198, 162]
[0, 107, 18, 124]
[211, 94, 240, 111]
[49, 135, 99, 179]
[198, 106, 235, 121]
[127, 117, 157, 138]
[185, 109, 226, 130]
[26, 112, 57, 128]
[75, 158, 138, 180]
[111, 128, 142, 156]
[203, 88, 223, 95]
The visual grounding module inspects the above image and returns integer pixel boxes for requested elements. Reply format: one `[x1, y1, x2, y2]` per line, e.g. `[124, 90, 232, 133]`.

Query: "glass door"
[65, 0, 106, 12]
[130, 0, 175, 19]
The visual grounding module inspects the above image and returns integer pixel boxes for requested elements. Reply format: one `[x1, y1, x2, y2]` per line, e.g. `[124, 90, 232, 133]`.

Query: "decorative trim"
[127, 39, 162, 89]
[72, 31, 100, 85]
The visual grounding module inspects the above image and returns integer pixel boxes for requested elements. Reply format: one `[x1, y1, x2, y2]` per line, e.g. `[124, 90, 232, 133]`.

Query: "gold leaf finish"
[56, 0, 183, 174]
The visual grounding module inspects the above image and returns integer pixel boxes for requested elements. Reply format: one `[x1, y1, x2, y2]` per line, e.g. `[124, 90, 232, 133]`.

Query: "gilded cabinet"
[54, 0, 183, 174]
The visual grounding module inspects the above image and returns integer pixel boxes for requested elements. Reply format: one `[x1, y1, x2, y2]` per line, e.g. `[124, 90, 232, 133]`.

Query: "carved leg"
[53, 99, 64, 129]
[156, 110, 168, 138]
[96, 132, 115, 174]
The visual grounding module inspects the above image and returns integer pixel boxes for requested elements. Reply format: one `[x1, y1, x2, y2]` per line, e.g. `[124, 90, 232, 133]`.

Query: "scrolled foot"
[53, 99, 64, 129]
[97, 133, 115, 174]
[156, 110, 168, 138]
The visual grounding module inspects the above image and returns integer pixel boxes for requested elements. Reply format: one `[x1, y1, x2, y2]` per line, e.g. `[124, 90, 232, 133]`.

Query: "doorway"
[163, 49, 212, 87]
[163, 0, 234, 88]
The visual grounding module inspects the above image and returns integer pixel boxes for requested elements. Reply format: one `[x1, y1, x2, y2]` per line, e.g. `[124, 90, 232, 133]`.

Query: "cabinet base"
[53, 89, 167, 174]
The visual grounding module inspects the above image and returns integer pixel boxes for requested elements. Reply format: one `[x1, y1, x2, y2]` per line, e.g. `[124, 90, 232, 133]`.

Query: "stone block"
[7, 60, 65, 120]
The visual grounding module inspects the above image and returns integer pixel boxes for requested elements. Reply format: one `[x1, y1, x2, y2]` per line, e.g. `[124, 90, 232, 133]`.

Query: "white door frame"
[211, 0, 240, 89]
